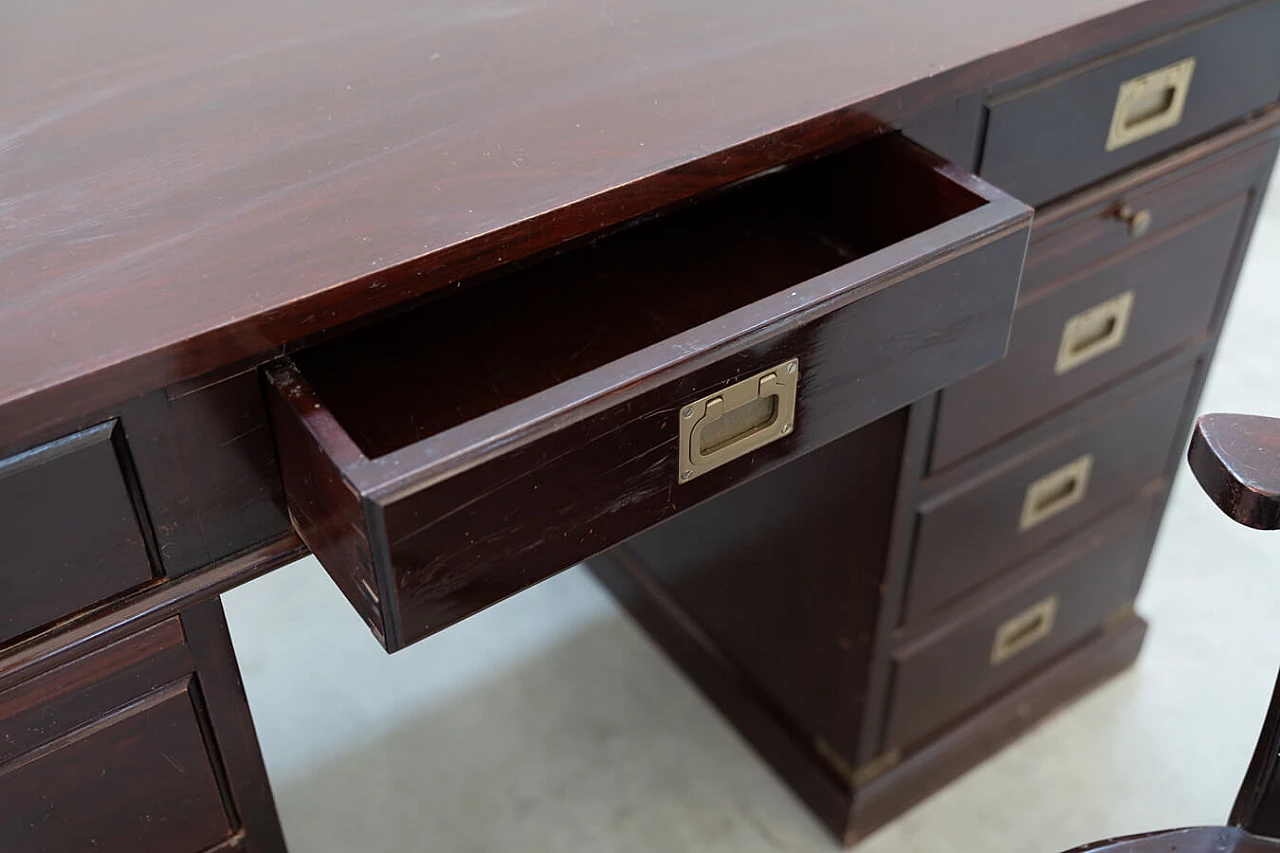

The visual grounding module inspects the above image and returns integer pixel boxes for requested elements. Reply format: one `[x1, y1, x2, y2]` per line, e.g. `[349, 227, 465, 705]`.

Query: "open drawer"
[264, 133, 1031, 652]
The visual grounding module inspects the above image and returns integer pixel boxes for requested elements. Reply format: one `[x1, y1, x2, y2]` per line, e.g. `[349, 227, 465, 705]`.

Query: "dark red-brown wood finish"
[2, 0, 1279, 850]
[1183, 413, 1280, 839]
[935, 116, 1280, 471]
[266, 134, 1032, 651]
[980, 1, 1280, 206]
[850, 110, 1280, 772]
[615, 412, 909, 774]
[589, 31, 1280, 844]
[1060, 412, 1280, 853]
[0, 0, 1259, 448]
[0, 601, 285, 853]
[910, 368, 1192, 621]
[0, 420, 156, 647]
[1190, 414, 1280, 529]
[886, 498, 1154, 750]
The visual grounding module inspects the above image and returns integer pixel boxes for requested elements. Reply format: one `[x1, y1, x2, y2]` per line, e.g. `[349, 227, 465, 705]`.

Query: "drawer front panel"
[980, 2, 1280, 206]
[885, 501, 1152, 751]
[0, 620, 191, 764]
[0, 421, 156, 647]
[908, 368, 1192, 621]
[379, 231, 1029, 648]
[1017, 121, 1280, 301]
[0, 680, 233, 853]
[267, 135, 1032, 651]
[0, 614, 249, 853]
[931, 194, 1244, 471]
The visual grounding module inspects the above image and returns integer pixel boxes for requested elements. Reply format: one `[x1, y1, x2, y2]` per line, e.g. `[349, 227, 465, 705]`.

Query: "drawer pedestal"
[587, 104, 1280, 846]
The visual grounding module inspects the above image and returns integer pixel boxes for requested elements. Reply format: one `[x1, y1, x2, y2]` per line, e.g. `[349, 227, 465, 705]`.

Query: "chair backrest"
[1067, 413, 1280, 853]
[1189, 413, 1280, 837]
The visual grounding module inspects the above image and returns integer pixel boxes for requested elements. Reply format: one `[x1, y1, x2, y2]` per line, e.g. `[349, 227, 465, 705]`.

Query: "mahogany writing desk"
[2, 1, 1278, 848]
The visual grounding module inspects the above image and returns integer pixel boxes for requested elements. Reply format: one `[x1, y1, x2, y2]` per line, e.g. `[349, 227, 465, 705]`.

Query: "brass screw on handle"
[1116, 205, 1153, 238]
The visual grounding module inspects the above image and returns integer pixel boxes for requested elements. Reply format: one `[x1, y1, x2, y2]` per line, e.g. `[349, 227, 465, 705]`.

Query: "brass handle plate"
[1105, 57, 1196, 152]
[677, 359, 798, 483]
[1019, 453, 1093, 532]
[1055, 290, 1135, 375]
[991, 595, 1059, 666]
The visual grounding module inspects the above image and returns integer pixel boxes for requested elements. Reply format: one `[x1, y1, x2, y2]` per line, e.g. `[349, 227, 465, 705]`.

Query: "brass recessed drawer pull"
[1020, 453, 1093, 532]
[1106, 58, 1196, 152]
[1055, 290, 1135, 375]
[679, 360, 798, 483]
[980, 1, 1280, 205]
[887, 501, 1154, 749]
[991, 595, 1059, 665]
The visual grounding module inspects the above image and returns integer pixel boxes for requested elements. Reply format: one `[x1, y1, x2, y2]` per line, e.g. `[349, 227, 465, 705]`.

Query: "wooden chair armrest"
[1188, 413, 1280, 530]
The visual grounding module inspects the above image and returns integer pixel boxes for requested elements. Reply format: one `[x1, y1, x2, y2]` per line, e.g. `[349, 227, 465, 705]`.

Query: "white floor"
[223, 167, 1280, 853]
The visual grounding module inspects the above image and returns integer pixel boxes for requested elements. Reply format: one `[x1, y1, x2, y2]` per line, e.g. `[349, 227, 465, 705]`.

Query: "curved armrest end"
[1188, 413, 1280, 531]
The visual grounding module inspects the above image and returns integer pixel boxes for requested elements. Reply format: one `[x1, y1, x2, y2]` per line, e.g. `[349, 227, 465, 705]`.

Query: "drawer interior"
[293, 134, 988, 459]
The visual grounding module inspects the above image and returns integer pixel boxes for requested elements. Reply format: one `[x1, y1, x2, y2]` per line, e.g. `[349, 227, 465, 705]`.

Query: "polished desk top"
[0, 0, 1227, 446]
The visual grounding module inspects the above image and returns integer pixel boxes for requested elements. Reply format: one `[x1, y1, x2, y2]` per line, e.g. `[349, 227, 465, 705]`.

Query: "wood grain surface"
[266, 136, 1031, 650]
[932, 116, 1280, 471]
[0, 0, 1244, 445]
[0, 420, 157, 647]
[1189, 413, 1280, 530]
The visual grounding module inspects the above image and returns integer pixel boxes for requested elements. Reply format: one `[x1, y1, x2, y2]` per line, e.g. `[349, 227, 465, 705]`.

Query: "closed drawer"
[980, 1, 1280, 206]
[908, 366, 1192, 622]
[0, 421, 156, 647]
[933, 118, 1280, 471]
[885, 499, 1152, 751]
[0, 620, 233, 853]
[265, 133, 1032, 652]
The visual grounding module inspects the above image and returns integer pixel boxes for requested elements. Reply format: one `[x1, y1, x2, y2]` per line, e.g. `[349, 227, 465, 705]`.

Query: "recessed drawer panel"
[1016, 116, 1280, 301]
[980, 2, 1280, 206]
[0, 421, 156, 647]
[932, 195, 1242, 471]
[0, 683, 233, 853]
[885, 499, 1152, 751]
[933, 119, 1280, 471]
[908, 367, 1192, 622]
[265, 134, 1032, 652]
[0, 619, 230, 853]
